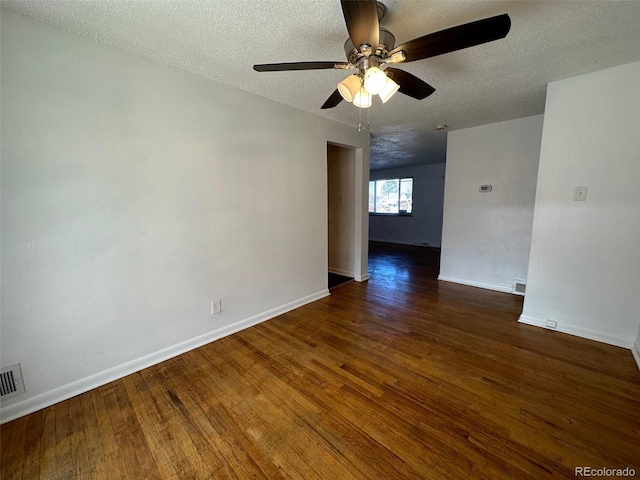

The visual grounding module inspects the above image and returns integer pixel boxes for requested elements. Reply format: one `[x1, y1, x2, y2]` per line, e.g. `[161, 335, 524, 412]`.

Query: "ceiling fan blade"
[388, 13, 511, 63]
[253, 61, 350, 72]
[385, 68, 435, 100]
[341, 0, 379, 51]
[321, 89, 344, 109]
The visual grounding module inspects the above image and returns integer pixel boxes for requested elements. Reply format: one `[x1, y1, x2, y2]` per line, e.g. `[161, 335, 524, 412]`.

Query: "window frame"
[368, 177, 414, 216]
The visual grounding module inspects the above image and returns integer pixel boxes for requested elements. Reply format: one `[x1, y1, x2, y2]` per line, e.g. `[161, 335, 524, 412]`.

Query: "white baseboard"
[632, 341, 640, 372]
[437, 275, 512, 294]
[369, 238, 439, 248]
[0, 289, 330, 424]
[518, 314, 632, 349]
[354, 273, 370, 282]
[328, 267, 354, 277]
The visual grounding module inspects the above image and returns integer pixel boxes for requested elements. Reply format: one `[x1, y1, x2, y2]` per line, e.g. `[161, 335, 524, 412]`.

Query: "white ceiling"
[3, 0, 640, 170]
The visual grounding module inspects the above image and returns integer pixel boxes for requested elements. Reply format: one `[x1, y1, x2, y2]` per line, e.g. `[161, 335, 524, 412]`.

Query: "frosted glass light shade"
[378, 76, 400, 103]
[364, 67, 387, 95]
[353, 88, 372, 108]
[337, 75, 361, 102]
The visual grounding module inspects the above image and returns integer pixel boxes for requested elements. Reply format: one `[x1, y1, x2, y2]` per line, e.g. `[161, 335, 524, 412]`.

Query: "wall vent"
[512, 281, 526, 296]
[1, 363, 26, 400]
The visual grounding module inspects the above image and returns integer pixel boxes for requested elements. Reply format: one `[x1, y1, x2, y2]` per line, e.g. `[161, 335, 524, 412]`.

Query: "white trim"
[632, 341, 640, 372]
[518, 314, 632, 349]
[353, 146, 369, 283]
[354, 273, 370, 282]
[369, 238, 438, 248]
[437, 275, 512, 294]
[328, 267, 354, 277]
[0, 289, 329, 424]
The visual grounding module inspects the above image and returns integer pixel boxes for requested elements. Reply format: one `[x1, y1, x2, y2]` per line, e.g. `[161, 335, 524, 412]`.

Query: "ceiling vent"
[1, 363, 26, 400]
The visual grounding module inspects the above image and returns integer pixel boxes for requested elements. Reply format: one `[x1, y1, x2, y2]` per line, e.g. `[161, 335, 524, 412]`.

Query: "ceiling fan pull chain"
[358, 103, 362, 132]
[367, 105, 370, 131]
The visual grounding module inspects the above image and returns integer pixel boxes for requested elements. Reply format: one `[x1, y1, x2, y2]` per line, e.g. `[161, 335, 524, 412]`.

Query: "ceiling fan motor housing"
[344, 27, 396, 65]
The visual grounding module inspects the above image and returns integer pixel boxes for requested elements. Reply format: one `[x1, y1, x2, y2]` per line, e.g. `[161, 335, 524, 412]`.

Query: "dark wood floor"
[328, 272, 352, 290]
[2, 242, 639, 479]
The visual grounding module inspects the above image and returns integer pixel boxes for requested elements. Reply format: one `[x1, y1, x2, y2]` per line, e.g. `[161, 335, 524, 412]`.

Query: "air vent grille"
[513, 281, 526, 296]
[1, 363, 26, 399]
[1, 371, 17, 396]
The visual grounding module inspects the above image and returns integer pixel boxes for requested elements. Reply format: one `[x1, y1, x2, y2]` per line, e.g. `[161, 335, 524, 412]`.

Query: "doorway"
[327, 144, 356, 289]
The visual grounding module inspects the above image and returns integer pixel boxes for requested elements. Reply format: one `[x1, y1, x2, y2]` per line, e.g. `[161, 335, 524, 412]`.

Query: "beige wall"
[0, 11, 370, 422]
[328, 145, 356, 276]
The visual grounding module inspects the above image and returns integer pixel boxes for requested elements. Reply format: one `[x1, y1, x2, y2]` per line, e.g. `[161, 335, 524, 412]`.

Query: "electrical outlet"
[545, 320, 557, 329]
[211, 299, 222, 315]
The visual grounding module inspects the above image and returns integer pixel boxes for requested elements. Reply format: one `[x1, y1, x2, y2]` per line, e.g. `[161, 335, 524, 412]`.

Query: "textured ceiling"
[3, 0, 640, 170]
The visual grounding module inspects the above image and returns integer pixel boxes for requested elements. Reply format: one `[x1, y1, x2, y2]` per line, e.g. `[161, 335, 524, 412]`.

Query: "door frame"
[326, 141, 369, 282]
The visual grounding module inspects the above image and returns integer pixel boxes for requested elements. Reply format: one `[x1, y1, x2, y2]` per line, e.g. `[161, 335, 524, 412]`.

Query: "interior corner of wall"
[632, 340, 640, 372]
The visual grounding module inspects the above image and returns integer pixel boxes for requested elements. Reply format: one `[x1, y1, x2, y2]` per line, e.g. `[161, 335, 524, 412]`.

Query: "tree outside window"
[369, 178, 413, 214]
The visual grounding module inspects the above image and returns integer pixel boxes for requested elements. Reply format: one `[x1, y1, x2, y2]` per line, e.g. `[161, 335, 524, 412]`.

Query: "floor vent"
[1, 363, 26, 400]
[512, 281, 526, 296]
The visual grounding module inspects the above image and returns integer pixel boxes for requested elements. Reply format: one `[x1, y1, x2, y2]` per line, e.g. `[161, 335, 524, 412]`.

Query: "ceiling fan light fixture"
[387, 51, 407, 64]
[363, 66, 387, 95]
[378, 76, 400, 103]
[353, 88, 372, 108]
[337, 74, 362, 102]
[254, 4, 512, 115]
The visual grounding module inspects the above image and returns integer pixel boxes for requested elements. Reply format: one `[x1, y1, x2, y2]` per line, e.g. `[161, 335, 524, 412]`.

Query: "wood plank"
[39, 408, 58, 480]
[21, 410, 44, 480]
[1, 242, 639, 478]
[90, 386, 130, 480]
[101, 380, 163, 478]
[0, 413, 28, 480]
[79, 391, 111, 480]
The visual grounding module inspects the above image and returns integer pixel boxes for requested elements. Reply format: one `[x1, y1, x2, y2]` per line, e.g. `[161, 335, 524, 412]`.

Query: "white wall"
[369, 163, 445, 247]
[328, 144, 355, 276]
[439, 115, 543, 292]
[520, 62, 640, 348]
[0, 11, 369, 422]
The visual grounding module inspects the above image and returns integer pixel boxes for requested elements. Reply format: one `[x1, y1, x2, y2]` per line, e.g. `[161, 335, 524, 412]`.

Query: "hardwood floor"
[2, 241, 639, 479]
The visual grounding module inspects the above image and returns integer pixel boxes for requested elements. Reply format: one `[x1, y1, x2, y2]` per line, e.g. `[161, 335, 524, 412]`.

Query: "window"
[369, 178, 413, 215]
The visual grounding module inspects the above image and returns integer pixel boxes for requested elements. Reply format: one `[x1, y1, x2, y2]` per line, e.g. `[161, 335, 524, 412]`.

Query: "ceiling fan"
[253, 0, 511, 110]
